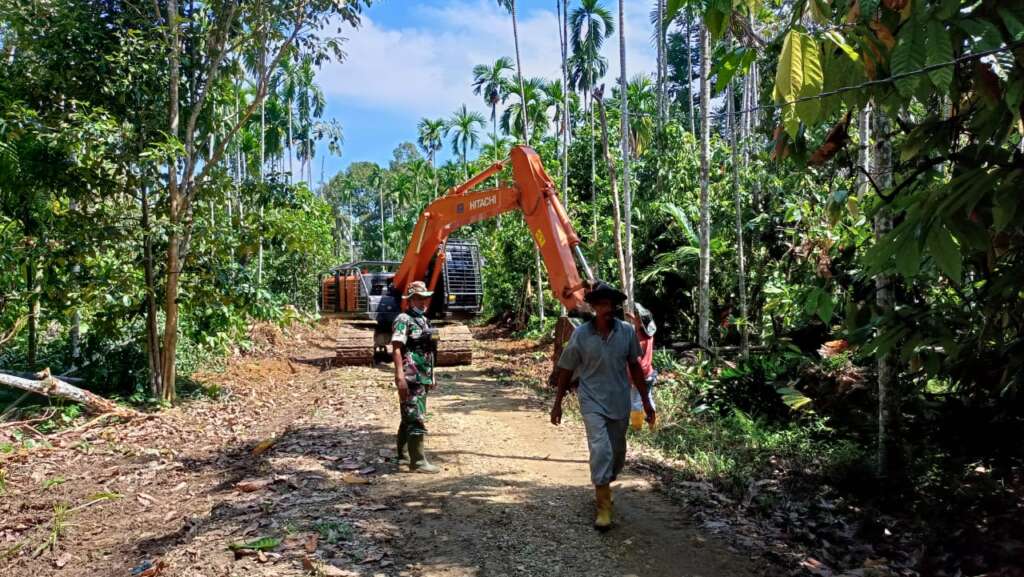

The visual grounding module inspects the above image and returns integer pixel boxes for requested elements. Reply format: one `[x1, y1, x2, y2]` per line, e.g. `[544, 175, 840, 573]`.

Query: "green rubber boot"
[396, 427, 410, 465]
[407, 435, 440, 474]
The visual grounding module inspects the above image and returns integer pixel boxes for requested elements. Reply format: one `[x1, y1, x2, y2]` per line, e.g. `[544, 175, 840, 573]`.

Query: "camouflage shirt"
[391, 310, 434, 386]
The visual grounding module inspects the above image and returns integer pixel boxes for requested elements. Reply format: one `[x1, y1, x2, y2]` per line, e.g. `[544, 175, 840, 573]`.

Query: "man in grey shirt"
[550, 281, 655, 530]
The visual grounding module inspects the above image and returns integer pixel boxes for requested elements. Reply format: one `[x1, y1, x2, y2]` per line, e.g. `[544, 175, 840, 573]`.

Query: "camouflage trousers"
[398, 383, 429, 438]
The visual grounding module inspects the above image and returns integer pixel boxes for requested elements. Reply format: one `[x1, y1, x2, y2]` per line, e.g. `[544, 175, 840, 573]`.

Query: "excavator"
[319, 145, 594, 366]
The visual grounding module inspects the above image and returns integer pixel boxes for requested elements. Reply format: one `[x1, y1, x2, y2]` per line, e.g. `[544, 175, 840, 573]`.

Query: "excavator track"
[436, 324, 474, 366]
[334, 321, 376, 366]
[333, 320, 474, 367]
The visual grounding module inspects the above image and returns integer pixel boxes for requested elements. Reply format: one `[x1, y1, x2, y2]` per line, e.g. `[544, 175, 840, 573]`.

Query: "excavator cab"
[319, 238, 483, 323]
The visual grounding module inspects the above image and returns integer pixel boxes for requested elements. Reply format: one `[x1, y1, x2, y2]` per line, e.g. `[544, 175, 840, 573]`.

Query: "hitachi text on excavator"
[319, 145, 595, 366]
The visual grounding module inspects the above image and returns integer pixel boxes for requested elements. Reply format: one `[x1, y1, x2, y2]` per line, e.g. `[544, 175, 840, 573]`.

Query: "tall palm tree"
[570, 0, 614, 246]
[278, 57, 299, 182]
[569, 0, 614, 107]
[417, 117, 445, 195]
[292, 56, 325, 184]
[313, 118, 343, 186]
[446, 104, 486, 177]
[472, 56, 514, 153]
[500, 77, 549, 142]
[495, 0, 530, 145]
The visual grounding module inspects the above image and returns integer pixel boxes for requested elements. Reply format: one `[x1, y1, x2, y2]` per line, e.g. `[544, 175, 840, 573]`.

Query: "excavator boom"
[393, 145, 593, 311]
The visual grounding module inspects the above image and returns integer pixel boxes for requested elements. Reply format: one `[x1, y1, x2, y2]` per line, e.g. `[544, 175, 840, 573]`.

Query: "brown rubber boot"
[594, 484, 613, 530]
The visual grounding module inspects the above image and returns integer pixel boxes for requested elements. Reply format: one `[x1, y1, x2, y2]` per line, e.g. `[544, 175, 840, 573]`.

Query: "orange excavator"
[319, 145, 594, 366]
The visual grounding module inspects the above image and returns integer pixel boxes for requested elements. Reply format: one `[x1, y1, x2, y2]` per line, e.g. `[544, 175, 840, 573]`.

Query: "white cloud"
[318, 0, 657, 124]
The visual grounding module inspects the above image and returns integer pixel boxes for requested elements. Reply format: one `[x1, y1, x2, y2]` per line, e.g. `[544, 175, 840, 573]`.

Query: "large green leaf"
[777, 386, 814, 411]
[926, 223, 961, 282]
[775, 30, 805, 139]
[796, 34, 823, 127]
[894, 229, 922, 279]
[661, 203, 698, 245]
[817, 292, 835, 324]
[925, 20, 953, 91]
[774, 30, 803, 103]
[891, 12, 925, 97]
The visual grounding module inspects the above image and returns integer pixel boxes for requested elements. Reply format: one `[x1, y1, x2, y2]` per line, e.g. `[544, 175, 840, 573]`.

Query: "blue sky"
[313, 0, 657, 179]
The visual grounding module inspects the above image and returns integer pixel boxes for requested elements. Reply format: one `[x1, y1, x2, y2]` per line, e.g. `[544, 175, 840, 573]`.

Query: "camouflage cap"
[403, 280, 434, 299]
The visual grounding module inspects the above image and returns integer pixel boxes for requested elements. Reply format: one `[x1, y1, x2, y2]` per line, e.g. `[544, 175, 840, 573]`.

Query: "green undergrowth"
[632, 350, 866, 498]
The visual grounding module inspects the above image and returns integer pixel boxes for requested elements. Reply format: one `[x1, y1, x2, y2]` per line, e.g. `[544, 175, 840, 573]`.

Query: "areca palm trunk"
[431, 152, 438, 197]
[510, 0, 530, 144]
[872, 105, 897, 479]
[287, 97, 293, 183]
[590, 69, 596, 255]
[596, 95, 627, 291]
[618, 0, 634, 310]
[728, 80, 749, 359]
[656, 0, 664, 130]
[686, 11, 695, 135]
[697, 23, 711, 348]
[561, 0, 570, 207]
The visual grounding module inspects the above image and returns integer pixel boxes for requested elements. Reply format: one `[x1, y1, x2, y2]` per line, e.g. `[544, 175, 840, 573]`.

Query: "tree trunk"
[258, 53, 266, 287]
[872, 105, 897, 479]
[656, 0, 665, 130]
[655, 0, 665, 214]
[686, 12, 695, 135]
[379, 184, 386, 261]
[431, 153, 438, 198]
[728, 81, 749, 359]
[857, 103, 872, 199]
[561, 0, 570, 207]
[589, 64, 597, 257]
[158, 0, 182, 402]
[510, 0, 530, 144]
[618, 0, 634, 309]
[69, 199, 81, 368]
[0, 371, 139, 416]
[596, 96, 628, 291]
[287, 96, 294, 183]
[25, 258, 38, 370]
[141, 183, 163, 398]
[697, 23, 711, 348]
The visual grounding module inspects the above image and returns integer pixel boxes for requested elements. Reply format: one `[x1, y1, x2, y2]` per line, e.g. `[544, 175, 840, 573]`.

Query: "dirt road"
[1, 321, 759, 577]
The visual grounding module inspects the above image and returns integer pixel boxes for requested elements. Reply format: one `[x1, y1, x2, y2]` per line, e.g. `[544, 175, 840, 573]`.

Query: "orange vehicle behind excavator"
[319, 145, 594, 366]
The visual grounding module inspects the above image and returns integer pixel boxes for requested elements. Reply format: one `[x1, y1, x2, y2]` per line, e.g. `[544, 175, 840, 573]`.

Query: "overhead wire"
[607, 41, 1023, 120]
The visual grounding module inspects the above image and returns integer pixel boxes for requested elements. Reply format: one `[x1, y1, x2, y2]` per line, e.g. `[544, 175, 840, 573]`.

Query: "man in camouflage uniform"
[391, 280, 441, 473]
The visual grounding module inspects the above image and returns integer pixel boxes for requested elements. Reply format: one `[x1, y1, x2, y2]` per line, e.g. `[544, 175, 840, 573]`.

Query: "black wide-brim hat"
[584, 280, 627, 305]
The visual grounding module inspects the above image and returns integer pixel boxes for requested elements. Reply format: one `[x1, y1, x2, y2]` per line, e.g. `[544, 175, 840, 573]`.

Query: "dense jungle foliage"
[1, 0, 1022, 570]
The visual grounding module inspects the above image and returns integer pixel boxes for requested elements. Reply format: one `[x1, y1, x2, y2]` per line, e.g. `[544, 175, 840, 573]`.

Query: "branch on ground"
[0, 369, 142, 417]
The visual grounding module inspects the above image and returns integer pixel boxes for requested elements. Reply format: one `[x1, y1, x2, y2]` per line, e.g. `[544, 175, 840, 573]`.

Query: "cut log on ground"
[0, 369, 142, 417]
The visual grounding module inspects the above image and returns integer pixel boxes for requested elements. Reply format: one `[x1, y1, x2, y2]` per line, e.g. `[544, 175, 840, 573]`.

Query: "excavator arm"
[392, 146, 594, 311]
